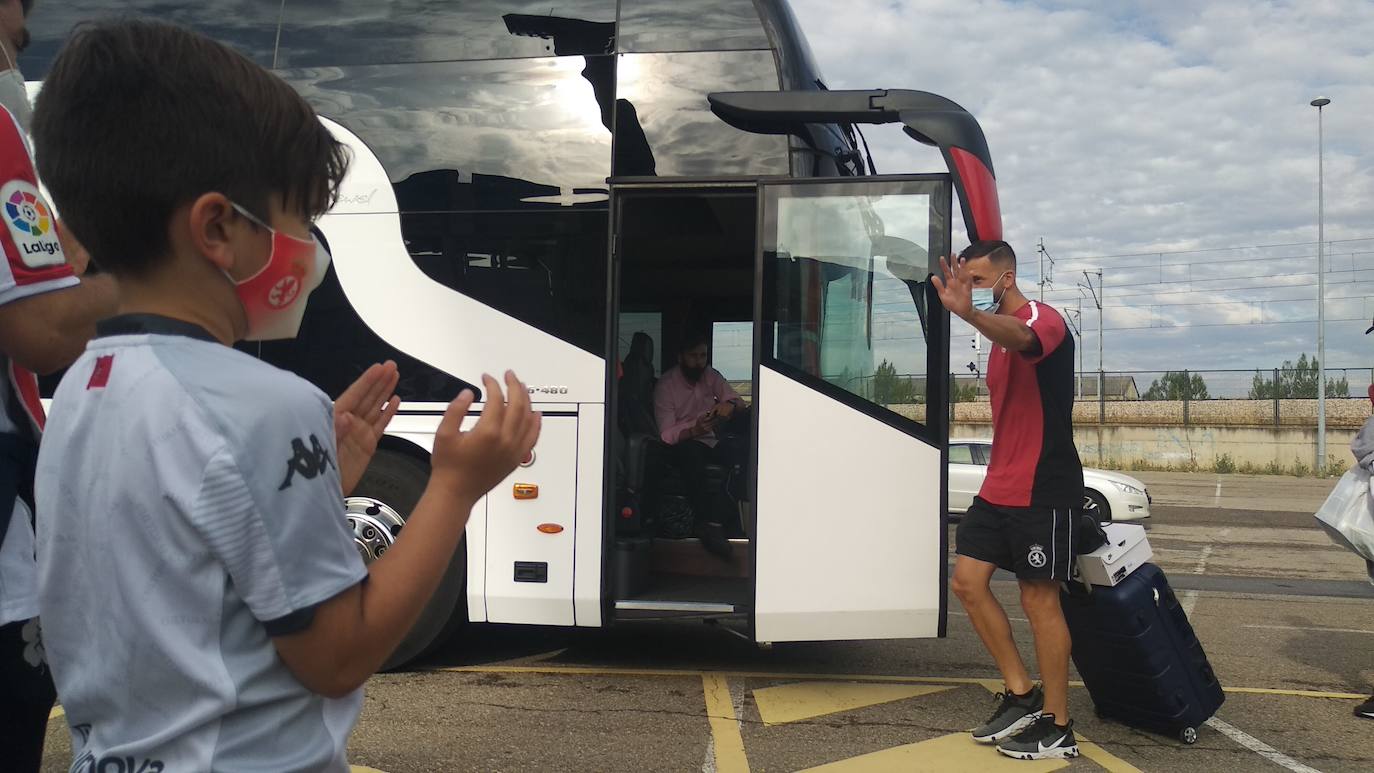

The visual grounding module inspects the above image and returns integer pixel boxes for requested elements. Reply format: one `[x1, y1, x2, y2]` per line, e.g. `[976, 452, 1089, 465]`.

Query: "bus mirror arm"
[707, 89, 1003, 243]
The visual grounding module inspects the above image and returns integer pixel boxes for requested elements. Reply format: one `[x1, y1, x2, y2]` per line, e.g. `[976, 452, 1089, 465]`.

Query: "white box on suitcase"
[1077, 523, 1153, 587]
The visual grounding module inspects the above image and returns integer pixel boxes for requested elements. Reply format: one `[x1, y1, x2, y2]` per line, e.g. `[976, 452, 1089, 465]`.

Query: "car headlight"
[1110, 480, 1144, 496]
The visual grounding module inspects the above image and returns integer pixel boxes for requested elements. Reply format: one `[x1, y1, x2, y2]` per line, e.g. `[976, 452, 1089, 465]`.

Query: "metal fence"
[937, 368, 1374, 428]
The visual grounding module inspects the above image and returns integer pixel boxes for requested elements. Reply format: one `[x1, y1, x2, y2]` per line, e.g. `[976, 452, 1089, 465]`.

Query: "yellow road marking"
[754, 682, 953, 725]
[703, 674, 750, 773]
[350, 767, 389, 773]
[434, 664, 1364, 700]
[1223, 686, 1367, 700]
[49, 705, 64, 721]
[1076, 734, 1144, 773]
[798, 732, 1070, 772]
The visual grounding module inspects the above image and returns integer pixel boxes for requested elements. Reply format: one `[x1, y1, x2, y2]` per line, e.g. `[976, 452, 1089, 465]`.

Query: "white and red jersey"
[0, 105, 76, 627]
[0, 105, 76, 438]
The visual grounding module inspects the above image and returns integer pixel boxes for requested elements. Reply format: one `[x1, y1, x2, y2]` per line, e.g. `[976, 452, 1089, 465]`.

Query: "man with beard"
[654, 332, 747, 559]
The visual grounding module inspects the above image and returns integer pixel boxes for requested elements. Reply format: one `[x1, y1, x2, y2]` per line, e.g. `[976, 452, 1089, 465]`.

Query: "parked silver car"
[949, 439, 1151, 521]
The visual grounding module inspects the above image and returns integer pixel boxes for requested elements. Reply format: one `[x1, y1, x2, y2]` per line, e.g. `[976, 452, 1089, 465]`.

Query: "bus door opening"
[610, 188, 758, 616]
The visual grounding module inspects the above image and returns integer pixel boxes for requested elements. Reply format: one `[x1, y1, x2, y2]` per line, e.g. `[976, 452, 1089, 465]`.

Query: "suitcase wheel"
[1180, 727, 1198, 745]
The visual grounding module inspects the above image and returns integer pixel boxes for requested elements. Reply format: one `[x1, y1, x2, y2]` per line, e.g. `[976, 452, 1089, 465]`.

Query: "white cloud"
[791, 0, 1374, 375]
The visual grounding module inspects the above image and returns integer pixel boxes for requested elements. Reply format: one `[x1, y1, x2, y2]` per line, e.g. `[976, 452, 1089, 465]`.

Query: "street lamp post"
[1312, 96, 1330, 473]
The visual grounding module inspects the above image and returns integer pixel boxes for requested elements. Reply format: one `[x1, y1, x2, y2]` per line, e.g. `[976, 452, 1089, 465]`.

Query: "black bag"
[1060, 562, 1224, 744]
[1075, 510, 1109, 555]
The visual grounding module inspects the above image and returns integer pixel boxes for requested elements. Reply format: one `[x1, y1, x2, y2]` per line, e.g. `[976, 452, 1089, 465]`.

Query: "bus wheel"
[346, 450, 468, 671]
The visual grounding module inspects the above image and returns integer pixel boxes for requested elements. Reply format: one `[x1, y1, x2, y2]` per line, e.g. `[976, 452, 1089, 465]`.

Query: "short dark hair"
[959, 240, 1017, 270]
[679, 331, 710, 354]
[32, 19, 348, 277]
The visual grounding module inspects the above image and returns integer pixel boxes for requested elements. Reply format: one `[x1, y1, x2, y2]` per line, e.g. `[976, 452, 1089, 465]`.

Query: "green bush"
[1291, 457, 1311, 478]
[1324, 456, 1349, 478]
[1214, 453, 1236, 474]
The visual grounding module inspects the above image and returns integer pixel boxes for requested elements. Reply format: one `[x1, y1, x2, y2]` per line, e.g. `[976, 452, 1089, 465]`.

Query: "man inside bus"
[654, 332, 748, 560]
[933, 240, 1083, 761]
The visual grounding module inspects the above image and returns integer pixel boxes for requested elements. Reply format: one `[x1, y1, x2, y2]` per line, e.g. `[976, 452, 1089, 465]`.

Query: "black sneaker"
[997, 715, 1080, 761]
[1356, 694, 1374, 720]
[971, 685, 1044, 744]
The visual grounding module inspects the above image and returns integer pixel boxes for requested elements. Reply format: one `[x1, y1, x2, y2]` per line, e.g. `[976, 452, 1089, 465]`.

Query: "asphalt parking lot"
[41, 472, 1374, 771]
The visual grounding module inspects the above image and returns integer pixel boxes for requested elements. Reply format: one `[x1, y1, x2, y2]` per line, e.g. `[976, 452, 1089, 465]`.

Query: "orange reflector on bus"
[537, 523, 564, 534]
[513, 483, 539, 500]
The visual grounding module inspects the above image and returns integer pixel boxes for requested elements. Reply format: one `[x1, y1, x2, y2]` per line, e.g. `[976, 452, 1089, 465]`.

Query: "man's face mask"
[228, 203, 330, 341]
[971, 271, 1011, 313]
[0, 34, 30, 130]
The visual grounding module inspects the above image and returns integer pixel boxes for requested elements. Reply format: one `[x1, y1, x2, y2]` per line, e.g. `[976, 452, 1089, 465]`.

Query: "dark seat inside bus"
[617, 331, 730, 538]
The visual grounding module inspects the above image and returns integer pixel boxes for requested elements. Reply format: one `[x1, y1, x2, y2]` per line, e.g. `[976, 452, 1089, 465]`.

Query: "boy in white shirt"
[31, 19, 540, 771]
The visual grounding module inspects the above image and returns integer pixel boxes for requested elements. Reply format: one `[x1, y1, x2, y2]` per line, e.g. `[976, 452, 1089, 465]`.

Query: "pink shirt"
[653, 366, 742, 447]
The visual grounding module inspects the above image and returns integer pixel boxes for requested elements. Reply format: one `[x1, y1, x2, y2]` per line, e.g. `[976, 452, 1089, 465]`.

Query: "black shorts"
[956, 497, 1078, 581]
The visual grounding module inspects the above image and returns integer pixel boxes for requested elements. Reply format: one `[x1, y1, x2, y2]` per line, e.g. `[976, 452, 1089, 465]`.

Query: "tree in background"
[1248, 353, 1350, 399]
[872, 359, 917, 404]
[1143, 371, 1210, 400]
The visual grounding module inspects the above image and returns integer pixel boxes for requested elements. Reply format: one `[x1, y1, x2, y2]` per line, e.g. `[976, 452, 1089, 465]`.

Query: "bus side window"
[277, 0, 618, 68]
[23, 2, 282, 78]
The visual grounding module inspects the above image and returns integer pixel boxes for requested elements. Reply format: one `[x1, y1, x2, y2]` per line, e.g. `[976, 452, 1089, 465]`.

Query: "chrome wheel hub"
[346, 497, 405, 565]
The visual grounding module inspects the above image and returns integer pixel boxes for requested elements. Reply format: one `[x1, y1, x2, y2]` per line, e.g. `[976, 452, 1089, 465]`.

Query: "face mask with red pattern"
[227, 202, 330, 341]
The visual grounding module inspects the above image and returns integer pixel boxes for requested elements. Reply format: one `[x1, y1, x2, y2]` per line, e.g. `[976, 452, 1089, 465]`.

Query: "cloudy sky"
[789, 0, 1374, 393]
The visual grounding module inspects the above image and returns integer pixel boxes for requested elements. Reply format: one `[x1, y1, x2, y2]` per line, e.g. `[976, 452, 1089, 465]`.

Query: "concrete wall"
[950, 421, 1358, 472]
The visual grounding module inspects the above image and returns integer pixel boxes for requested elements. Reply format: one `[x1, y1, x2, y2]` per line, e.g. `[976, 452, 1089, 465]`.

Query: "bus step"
[614, 600, 738, 614]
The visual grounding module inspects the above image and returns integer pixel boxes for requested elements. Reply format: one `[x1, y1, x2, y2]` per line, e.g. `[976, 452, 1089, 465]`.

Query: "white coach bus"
[29, 0, 1004, 667]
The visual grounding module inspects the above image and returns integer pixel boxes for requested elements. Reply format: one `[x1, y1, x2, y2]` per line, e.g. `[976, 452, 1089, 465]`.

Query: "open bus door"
[713, 89, 1004, 642]
[750, 176, 951, 641]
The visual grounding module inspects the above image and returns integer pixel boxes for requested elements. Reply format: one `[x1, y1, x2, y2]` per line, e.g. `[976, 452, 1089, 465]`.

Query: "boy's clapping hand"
[334, 361, 401, 496]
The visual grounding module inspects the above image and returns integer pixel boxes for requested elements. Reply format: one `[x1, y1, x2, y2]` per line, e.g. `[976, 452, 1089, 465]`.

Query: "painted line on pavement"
[433, 664, 1365, 700]
[702, 674, 750, 773]
[1076, 735, 1145, 773]
[1206, 717, 1324, 773]
[1244, 623, 1374, 635]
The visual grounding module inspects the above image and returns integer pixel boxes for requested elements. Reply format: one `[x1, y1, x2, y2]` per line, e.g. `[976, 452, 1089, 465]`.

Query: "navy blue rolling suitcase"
[1060, 562, 1224, 744]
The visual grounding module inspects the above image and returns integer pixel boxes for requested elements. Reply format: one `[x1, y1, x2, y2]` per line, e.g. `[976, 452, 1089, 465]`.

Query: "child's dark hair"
[32, 19, 348, 277]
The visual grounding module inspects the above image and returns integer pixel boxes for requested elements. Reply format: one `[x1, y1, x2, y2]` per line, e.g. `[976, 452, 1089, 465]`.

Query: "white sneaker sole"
[971, 711, 1043, 744]
[996, 744, 1081, 761]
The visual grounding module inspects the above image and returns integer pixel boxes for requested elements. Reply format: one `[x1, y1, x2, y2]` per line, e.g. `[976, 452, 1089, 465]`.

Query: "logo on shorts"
[1027, 544, 1048, 569]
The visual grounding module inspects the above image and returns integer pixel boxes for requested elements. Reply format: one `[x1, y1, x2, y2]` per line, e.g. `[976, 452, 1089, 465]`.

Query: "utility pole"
[1066, 300, 1084, 399]
[1037, 238, 1054, 301]
[1312, 96, 1330, 473]
[1083, 270, 1104, 414]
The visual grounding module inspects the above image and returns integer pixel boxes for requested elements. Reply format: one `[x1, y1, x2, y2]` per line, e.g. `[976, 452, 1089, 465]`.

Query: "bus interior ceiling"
[613, 190, 757, 610]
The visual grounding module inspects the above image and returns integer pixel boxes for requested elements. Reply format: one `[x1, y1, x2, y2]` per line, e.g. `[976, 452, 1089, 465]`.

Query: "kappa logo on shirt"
[278, 434, 336, 490]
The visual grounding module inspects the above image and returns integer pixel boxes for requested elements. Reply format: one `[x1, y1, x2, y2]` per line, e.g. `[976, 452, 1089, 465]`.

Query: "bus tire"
[348, 449, 468, 671]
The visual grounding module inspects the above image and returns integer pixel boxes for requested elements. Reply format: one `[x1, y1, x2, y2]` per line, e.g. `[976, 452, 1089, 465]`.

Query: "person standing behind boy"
[32, 20, 540, 772]
[0, 1, 120, 769]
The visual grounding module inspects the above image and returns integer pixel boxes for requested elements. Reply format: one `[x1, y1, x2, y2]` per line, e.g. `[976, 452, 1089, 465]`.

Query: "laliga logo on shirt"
[0, 179, 65, 269]
[7, 188, 50, 236]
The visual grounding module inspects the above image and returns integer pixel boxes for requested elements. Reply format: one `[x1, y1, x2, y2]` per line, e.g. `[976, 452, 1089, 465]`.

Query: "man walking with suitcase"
[933, 240, 1084, 760]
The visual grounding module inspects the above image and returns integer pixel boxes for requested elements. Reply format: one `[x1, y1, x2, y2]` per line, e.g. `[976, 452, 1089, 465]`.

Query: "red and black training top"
[978, 300, 1084, 508]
